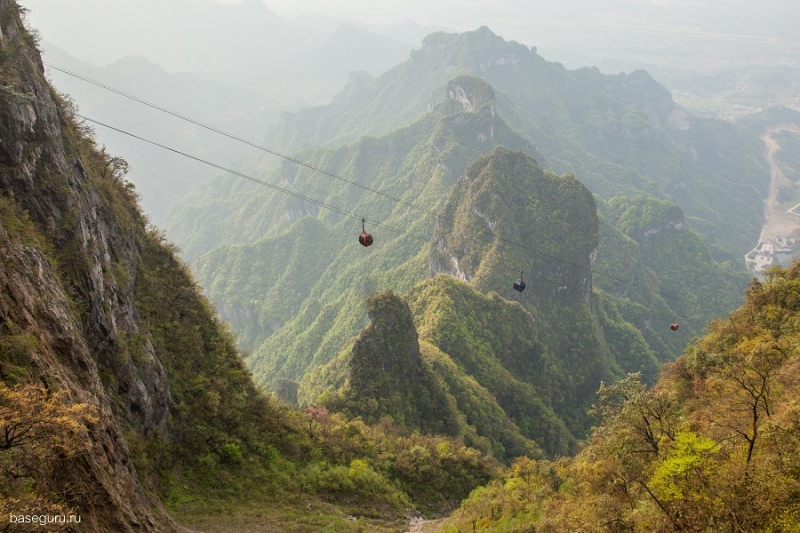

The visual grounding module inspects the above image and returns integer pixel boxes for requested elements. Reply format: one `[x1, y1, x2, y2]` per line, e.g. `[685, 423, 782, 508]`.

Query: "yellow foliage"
[0, 382, 98, 526]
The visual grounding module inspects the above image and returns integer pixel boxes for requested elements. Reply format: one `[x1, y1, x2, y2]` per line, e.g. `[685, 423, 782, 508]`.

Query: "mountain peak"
[326, 291, 462, 434]
[431, 147, 598, 301]
[237, 0, 278, 19]
[446, 75, 496, 114]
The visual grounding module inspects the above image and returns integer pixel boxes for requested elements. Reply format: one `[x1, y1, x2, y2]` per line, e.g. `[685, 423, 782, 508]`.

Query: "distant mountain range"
[35, 0, 414, 92]
[43, 43, 278, 224]
[166, 51, 753, 455]
[42, 10, 414, 224]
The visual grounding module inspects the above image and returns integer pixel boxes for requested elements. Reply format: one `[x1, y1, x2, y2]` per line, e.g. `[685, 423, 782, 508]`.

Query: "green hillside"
[0, 4, 502, 527]
[173, 79, 746, 457]
[298, 150, 693, 461]
[437, 261, 800, 532]
[593, 196, 750, 364]
[407, 275, 575, 457]
[426, 147, 618, 433]
[303, 289, 541, 461]
[247, 27, 768, 261]
[182, 78, 541, 384]
[159, 30, 763, 437]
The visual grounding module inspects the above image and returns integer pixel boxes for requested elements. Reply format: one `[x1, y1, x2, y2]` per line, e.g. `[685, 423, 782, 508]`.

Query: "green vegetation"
[178, 77, 539, 390]
[303, 151, 698, 464]
[244, 27, 768, 261]
[182, 136, 744, 472]
[594, 195, 749, 362]
[164, 33, 760, 451]
[407, 275, 574, 457]
[322, 291, 462, 436]
[437, 261, 800, 532]
[305, 287, 542, 462]
[0, 39, 497, 530]
[5, 1, 799, 528]
[429, 148, 623, 437]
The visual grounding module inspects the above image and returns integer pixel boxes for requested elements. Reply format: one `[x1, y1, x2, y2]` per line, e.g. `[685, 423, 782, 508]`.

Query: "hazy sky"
[22, 0, 798, 73]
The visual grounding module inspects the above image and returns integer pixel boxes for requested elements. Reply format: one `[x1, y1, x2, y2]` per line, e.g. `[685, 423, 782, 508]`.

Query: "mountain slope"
[322, 291, 463, 437]
[426, 147, 621, 435]
[301, 149, 638, 458]
[438, 260, 800, 532]
[302, 284, 553, 461]
[172, 77, 739, 435]
[178, 77, 542, 387]
[0, 4, 499, 529]
[593, 195, 750, 364]
[258, 27, 768, 261]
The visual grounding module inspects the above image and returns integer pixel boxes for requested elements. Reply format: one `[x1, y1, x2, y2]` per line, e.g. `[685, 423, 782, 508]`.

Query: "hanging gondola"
[358, 218, 373, 247]
[670, 323, 679, 331]
[513, 271, 526, 292]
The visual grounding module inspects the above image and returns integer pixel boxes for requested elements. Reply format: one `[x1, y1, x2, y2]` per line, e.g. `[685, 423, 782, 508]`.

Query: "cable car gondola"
[670, 323, 679, 331]
[359, 218, 373, 247]
[513, 271, 526, 292]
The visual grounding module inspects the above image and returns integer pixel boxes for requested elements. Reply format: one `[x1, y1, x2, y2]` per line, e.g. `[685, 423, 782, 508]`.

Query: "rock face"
[429, 147, 618, 435]
[430, 146, 598, 303]
[0, 2, 239, 530]
[446, 75, 496, 116]
[0, 0, 171, 433]
[331, 291, 461, 436]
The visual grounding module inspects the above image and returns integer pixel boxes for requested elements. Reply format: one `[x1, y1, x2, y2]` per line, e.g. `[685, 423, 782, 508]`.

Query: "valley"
[746, 123, 800, 274]
[2, 0, 800, 531]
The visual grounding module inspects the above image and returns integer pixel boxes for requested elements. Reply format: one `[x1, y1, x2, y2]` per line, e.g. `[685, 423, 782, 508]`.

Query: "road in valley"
[745, 124, 800, 274]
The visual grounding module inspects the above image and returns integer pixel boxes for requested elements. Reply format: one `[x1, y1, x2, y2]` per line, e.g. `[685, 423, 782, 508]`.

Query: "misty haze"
[1, 0, 799, 531]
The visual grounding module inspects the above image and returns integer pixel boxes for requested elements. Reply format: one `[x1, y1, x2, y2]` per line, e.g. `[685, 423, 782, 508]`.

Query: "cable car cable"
[4, 81, 710, 329]
[44, 63, 448, 214]
[77, 113, 694, 331]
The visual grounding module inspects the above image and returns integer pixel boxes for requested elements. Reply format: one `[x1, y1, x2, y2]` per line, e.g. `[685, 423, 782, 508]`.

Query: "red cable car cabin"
[358, 218, 373, 247]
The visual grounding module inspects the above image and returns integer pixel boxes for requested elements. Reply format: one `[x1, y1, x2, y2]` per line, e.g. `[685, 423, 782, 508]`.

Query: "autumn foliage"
[0, 384, 97, 531]
[439, 262, 800, 532]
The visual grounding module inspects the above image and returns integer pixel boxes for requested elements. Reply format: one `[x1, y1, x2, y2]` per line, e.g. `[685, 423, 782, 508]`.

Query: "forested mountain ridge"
[5, 1, 791, 530]
[427, 147, 617, 434]
[437, 261, 800, 532]
[179, 77, 542, 381]
[304, 289, 544, 461]
[161, 28, 761, 436]
[594, 196, 750, 364]
[168, 58, 747, 451]
[169, 75, 539, 262]
[296, 148, 666, 459]
[243, 26, 768, 261]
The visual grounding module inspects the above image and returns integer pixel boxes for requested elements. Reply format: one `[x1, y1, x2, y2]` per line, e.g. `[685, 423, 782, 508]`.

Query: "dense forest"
[437, 262, 800, 532]
[2, 0, 800, 531]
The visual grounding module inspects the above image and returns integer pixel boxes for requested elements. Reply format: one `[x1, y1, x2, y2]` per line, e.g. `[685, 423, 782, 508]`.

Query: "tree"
[0, 383, 97, 530]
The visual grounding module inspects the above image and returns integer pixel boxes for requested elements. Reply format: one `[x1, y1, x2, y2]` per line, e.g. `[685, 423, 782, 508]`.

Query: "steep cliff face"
[0, 203, 174, 532]
[324, 291, 462, 436]
[0, 2, 179, 529]
[429, 147, 620, 434]
[0, 2, 274, 529]
[430, 146, 597, 303]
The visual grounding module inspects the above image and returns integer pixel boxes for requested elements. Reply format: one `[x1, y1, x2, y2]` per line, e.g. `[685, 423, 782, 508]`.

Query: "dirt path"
[407, 517, 445, 533]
